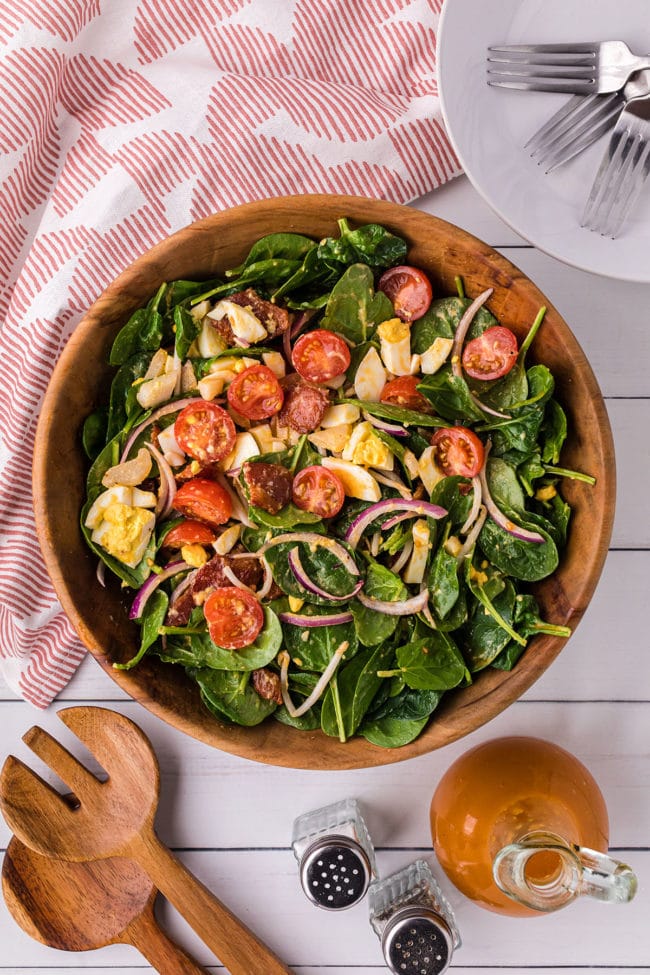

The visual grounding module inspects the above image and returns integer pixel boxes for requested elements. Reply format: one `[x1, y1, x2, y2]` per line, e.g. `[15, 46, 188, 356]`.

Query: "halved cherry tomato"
[377, 265, 433, 322]
[173, 478, 232, 526]
[380, 375, 431, 412]
[430, 427, 485, 478]
[204, 586, 264, 650]
[162, 519, 217, 549]
[462, 326, 518, 381]
[292, 465, 345, 519]
[227, 364, 284, 421]
[291, 329, 351, 384]
[174, 401, 236, 463]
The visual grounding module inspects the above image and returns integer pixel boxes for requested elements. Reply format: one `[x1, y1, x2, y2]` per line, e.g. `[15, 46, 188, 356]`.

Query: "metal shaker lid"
[299, 834, 371, 910]
[382, 905, 454, 975]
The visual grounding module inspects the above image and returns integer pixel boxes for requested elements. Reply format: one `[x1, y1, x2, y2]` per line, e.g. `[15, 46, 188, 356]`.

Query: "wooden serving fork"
[0, 707, 293, 975]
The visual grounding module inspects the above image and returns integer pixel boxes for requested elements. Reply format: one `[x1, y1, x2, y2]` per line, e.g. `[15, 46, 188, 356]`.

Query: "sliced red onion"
[371, 469, 413, 499]
[96, 560, 106, 588]
[279, 643, 349, 719]
[215, 473, 253, 528]
[145, 441, 177, 519]
[345, 499, 447, 549]
[256, 556, 274, 599]
[120, 397, 198, 462]
[232, 335, 250, 348]
[169, 567, 197, 605]
[279, 610, 354, 627]
[450, 288, 511, 420]
[369, 532, 381, 557]
[419, 582, 437, 628]
[223, 565, 256, 592]
[284, 310, 313, 360]
[130, 560, 189, 620]
[391, 538, 413, 575]
[457, 505, 488, 562]
[356, 588, 429, 616]
[288, 547, 364, 602]
[460, 475, 482, 535]
[382, 510, 419, 532]
[225, 466, 241, 477]
[362, 411, 409, 438]
[478, 445, 544, 543]
[258, 532, 359, 577]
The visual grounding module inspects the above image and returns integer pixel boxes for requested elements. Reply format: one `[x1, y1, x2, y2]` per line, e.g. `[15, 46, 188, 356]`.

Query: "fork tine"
[524, 94, 590, 151]
[488, 43, 598, 55]
[22, 726, 102, 798]
[487, 63, 595, 79]
[530, 93, 624, 169]
[488, 77, 596, 95]
[0, 756, 75, 849]
[543, 112, 623, 172]
[602, 137, 650, 236]
[582, 128, 631, 230]
[57, 707, 159, 782]
[487, 52, 596, 68]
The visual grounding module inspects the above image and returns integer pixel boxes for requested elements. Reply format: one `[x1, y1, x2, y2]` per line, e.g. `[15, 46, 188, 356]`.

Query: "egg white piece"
[209, 300, 267, 344]
[321, 457, 382, 501]
[354, 347, 386, 402]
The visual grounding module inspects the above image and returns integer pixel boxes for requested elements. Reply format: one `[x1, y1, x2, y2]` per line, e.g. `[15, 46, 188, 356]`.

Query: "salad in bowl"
[79, 216, 593, 749]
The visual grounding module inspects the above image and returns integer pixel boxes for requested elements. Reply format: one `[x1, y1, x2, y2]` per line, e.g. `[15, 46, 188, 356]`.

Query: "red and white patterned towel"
[0, 0, 460, 707]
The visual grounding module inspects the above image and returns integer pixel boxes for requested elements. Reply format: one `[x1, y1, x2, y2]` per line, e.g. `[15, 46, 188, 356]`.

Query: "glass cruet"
[430, 736, 637, 917]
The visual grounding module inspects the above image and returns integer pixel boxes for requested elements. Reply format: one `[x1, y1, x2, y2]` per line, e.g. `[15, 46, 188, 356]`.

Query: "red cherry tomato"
[430, 427, 485, 478]
[173, 478, 232, 527]
[462, 326, 518, 381]
[174, 401, 236, 464]
[204, 586, 264, 650]
[377, 265, 433, 322]
[380, 375, 431, 412]
[291, 329, 351, 384]
[163, 520, 217, 549]
[226, 364, 284, 421]
[292, 465, 345, 519]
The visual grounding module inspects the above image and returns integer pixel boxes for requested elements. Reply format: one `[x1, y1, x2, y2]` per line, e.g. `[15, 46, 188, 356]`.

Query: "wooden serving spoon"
[2, 835, 206, 973]
[0, 706, 293, 975]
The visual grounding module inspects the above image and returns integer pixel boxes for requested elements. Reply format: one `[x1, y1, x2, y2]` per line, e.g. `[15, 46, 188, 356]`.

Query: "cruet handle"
[493, 832, 638, 912]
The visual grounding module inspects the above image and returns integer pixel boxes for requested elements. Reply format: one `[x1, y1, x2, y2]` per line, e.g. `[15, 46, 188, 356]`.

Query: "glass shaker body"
[292, 798, 376, 910]
[369, 859, 460, 975]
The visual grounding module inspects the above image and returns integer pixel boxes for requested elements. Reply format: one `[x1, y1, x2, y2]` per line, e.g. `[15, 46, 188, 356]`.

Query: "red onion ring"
[279, 610, 354, 627]
[288, 547, 364, 602]
[355, 589, 429, 616]
[478, 444, 544, 543]
[345, 499, 447, 549]
[145, 441, 177, 519]
[391, 538, 414, 575]
[120, 397, 198, 462]
[362, 411, 409, 438]
[258, 532, 359, 577]
[460, 475, 482, 536]
[130, 560, 189, 620]
[450, 288, 511, 420]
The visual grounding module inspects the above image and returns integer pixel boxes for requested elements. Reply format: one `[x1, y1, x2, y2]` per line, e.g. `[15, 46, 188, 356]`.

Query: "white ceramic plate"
[438, 0, 650, 282]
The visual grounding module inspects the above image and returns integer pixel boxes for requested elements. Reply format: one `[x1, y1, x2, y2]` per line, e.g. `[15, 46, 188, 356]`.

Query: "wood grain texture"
[2, 838, 206, 973]
[32, 194, 615, 770]
[0, 708, 293, 975]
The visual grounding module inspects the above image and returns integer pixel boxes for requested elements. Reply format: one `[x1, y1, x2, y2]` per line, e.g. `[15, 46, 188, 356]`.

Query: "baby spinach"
[158, 608, 281, 671]
[173, 304, 200, 361]
[429, 543, 460, 619]
[82, 409, 108, 460]
[274, 703, 322, 731]
[317, 218, 407, 271]
[430, 476, 473, 528]
[321, 264, 392, 344]
[114, 590, 168, 671]
[109, 283, 167, 366]
[393, 633, 467, 691]
[196, 669, 278, 726]
[367, 685, 442, 722]
[360, 715, 429, 748]
[411, 296, 497, 353]
[417, 367, 486, 424]
[350, 561, 406, 646]
[486, 456, 526, 512]
[540, 398, 568, 464]
[478, 516, 559, 582]
[462, 579, 519, 671]
[106, 351, 152, 442]
[321, 642, 395, 741]
[339, 398, 444, 429]
[249, 503, 321, 530]
[283, 615, 358, 672]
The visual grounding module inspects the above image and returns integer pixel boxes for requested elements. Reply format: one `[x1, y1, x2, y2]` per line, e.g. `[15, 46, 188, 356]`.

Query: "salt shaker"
[291, 797, 377, 910]
[369, 859, 461, 975]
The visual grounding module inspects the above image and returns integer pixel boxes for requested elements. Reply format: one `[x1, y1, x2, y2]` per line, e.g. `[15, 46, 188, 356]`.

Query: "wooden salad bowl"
[33, 194, 615, 770]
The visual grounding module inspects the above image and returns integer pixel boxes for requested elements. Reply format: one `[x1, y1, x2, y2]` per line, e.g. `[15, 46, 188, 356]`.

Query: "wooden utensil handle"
[127, 908, 209, 974]
[131, 831, 294, 975]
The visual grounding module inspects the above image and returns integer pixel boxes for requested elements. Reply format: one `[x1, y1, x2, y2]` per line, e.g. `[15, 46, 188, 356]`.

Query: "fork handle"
[126, 907, 209, 974]
[130, 830, 294, 975]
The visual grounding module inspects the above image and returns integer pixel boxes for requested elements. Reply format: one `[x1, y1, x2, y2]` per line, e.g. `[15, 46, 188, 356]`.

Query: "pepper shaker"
[291, 798, 377, 910]
[369, 859, 461, 975]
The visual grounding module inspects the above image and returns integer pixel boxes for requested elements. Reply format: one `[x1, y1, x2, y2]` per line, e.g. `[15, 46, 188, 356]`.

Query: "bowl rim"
[33, 193, 615, 769]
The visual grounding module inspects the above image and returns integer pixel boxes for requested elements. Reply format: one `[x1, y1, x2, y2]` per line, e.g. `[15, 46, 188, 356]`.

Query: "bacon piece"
[251, 667, 283, 705]
[228, 289, 291, 338]
[166, 553, 262, 626]
[278, 374, 330, 434]
[241, 461, 292, 514]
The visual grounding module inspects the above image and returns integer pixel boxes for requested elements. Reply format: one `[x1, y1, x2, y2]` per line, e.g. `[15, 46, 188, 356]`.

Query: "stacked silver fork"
[486, 41, 650, 236]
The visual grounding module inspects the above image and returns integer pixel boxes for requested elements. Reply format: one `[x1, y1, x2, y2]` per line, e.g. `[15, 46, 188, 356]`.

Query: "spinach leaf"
[321, 642, 395, 740]
[487, 456, 526, 511]
[114, 589, 168, 671]
[340, 398, 444, 429]
[158, 608, 281, 671]
[283, 615, 357, 672]
[517, 452, 546, 496]
[491, 641, 526, 672]
[429, 476, 473, 528]
[317, 219, 407, 270]
[195, 669, 278, 726]
[510, 592, 571, 640]
[82, 409, 108, 460]
[321, 264, 386, 344]
[264, 541, 356, 606]
[233, 232, 317, 271]
[249, 503, 321, 530]
[109, 283, 166, 366]
[174, 304, 200, 361]
[429, 543, 460, 619]
[394, 633, 467, 691]
[417, 366, 486, 423]
[350, 561, 406, 645]
[411, 297, 497, 353]
[360, 715, 429, 748]
[106, 351, 152, 442]
[533, 492, 571, 548]
[274, 703, 322, 731]
[367, 685, 442, 722]
[463, 579, 518, 671]
[540, 398, 568, 464]
[478, 516, 559, 582]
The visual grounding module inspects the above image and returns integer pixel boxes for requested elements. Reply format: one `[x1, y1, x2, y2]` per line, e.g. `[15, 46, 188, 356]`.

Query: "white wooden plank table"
[1, 175, 648, 973]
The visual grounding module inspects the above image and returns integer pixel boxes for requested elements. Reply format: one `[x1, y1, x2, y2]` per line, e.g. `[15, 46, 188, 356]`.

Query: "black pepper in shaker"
[369, 859, 461, 975]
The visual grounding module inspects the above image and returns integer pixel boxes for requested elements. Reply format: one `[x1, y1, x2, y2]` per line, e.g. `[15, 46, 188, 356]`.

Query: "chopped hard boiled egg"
[320, 403, 361, 427]
[418, 446, 446, 494]
[180, 544, 209, 568]
[208, 299, 267, 344]
[222, 431, 260, 472]
[136, 370, 179, 410]
[342, 421, 393, 471]
[157, 424, 185, 468]
[378, 318, 412, 376]
[213, 524, 242, 555]
[262, 351, 286, 378]
[321, 457, 381, 501]
[91, 503, 155, 568]
[196, 320, 228, 358]
[420, 337, 454, 375]
[403, 519, 431, 585]
[308, 423, 353, 454]
[354, 347, 386, 402]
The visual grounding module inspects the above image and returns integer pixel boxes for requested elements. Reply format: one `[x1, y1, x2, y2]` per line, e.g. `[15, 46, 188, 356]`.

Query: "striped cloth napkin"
[0, 0, 460, 707]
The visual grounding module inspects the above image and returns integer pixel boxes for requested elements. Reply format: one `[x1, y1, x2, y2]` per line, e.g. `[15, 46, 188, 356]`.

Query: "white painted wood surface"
[1, 176, 649, 973]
